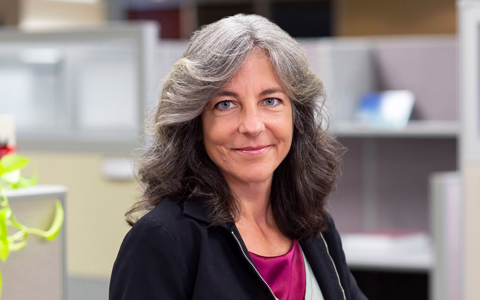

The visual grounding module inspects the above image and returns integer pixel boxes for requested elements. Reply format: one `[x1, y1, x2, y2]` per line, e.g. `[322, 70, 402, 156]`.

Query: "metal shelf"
[332, 120, 459, 138]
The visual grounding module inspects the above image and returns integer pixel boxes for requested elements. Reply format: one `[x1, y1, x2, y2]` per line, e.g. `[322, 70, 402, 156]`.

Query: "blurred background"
[1, 0, 479, 299]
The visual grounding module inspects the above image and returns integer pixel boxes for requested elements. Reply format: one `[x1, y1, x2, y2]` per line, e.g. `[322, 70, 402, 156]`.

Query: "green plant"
[0, 153, 64, 297]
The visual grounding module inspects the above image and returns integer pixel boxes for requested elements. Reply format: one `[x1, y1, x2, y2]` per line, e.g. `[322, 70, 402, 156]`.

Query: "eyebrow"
[216, 88, 285, 98]
[217, 91, 238, 97]
[259, 88, 285, 97]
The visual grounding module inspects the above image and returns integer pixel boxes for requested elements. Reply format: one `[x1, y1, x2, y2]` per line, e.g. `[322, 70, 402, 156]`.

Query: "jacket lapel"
[300, 235, 345, 299]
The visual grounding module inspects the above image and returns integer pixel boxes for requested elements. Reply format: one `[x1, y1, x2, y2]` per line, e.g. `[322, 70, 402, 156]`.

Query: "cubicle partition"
[459, 2, 480, 300]
[0, 22, 158, 153]
[430, 172, 462, 300]
[2, 186, 67, 300]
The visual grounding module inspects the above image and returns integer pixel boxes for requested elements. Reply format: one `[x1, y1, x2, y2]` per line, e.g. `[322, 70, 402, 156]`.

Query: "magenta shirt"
[249, 240, 306, 300]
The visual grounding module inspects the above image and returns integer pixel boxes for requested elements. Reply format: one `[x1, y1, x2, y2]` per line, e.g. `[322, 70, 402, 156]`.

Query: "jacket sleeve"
[109, 217, 192, 300]
[325, 216, 368, 300]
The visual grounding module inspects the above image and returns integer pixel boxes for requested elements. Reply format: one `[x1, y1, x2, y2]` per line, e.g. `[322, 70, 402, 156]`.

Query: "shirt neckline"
[249, 240, 297, 259]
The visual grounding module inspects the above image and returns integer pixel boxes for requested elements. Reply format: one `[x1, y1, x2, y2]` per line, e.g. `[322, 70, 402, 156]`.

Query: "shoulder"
[120, 197, 186, 257]
[131, 196, 207, 248]
[112, 196, 209, 282]
[140, 196, 184, 224]
[126, 195, 216, 261]
[138, 196, 184, 229]
[111, 197, 201, 299]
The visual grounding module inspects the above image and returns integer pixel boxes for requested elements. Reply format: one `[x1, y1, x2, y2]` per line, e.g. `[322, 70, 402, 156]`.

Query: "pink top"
[249, 240, 306, 300]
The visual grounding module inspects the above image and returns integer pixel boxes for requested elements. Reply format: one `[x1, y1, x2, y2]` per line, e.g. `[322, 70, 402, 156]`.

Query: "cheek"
[202, 129, 217, 157]
[277, 111, 294, 143]
[201, 112, 215, 145]
[202, 118, 230, 157]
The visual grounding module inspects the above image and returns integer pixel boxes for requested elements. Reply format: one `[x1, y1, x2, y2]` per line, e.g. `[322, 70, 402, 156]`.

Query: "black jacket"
[110, 196, 367, 300]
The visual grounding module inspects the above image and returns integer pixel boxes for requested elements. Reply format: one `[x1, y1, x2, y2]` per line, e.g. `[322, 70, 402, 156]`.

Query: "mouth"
[234, 145, 271, 155]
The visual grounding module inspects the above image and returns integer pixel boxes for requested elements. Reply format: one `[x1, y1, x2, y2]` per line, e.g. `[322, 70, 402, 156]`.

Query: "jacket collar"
[182, 196, 210, 223]
[182, 196, 237, 231]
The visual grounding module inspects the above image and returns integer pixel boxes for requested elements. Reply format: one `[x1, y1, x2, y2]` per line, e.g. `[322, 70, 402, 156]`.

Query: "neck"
[228, 176, 292, 257]
[226, 177, 274, 227]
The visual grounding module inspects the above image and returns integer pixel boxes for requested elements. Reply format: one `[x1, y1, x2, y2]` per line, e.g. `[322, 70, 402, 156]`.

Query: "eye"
[263, 98, 280, 106]
[215, 100, 235, 110]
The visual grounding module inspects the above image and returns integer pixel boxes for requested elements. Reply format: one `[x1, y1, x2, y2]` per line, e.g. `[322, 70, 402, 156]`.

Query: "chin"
[231, 170, 275, 185]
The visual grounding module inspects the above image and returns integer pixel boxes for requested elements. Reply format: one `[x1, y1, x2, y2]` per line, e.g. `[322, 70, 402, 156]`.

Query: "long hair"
[126, 14, 344, 241]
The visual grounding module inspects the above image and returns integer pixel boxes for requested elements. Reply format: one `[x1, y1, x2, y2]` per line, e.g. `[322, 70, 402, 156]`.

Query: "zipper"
[320, 233, 346, 300]
[230, 230, 278, 300]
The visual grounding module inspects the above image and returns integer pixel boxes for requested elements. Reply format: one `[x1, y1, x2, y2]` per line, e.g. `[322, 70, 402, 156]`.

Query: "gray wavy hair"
[127, 14, 343, 241]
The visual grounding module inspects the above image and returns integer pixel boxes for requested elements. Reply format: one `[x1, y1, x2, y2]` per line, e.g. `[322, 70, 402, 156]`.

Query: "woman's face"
[201, 51, 293, 187]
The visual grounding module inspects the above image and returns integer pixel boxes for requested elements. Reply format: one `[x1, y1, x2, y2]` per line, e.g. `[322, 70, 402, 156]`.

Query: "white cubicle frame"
[0, 22, 158, 153]
[459, 2, 480, 300]
[430, 172, 462, 300]
[459, 1, 480, 163]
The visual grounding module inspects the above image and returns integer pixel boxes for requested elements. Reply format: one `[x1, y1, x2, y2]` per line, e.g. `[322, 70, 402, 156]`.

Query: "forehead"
[223, 50, 285, 92]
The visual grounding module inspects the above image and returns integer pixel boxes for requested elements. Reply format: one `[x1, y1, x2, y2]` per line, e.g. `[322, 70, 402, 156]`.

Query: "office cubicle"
[0, 22, 158, 153]
[299, 36, 458, 299]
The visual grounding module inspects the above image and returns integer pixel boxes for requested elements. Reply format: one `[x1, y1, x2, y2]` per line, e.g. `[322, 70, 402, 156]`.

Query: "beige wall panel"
[20, 0, 107, 30]
[464, 163, 480, 300]
[21, 152, 137, 278]
[335, 0, 456, 36]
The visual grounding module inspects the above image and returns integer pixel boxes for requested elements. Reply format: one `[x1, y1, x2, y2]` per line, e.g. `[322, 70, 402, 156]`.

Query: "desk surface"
[3, 185, 67, 200]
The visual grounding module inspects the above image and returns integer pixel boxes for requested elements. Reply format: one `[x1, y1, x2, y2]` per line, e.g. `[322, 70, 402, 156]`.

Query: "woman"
[110, 14, 367, 300]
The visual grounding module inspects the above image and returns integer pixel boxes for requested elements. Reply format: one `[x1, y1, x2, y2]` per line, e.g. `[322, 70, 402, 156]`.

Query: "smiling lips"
[234, 145, 271, 155]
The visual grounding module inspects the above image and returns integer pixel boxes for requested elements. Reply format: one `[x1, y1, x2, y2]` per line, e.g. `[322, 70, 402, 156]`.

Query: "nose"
[238, 105, 265, 137]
